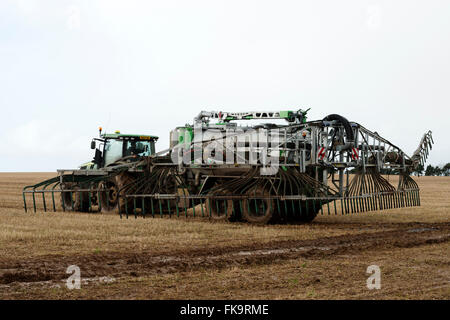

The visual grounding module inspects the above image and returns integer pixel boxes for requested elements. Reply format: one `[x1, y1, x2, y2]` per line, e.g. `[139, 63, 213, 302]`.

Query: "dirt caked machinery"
[23, 109, 433, 223]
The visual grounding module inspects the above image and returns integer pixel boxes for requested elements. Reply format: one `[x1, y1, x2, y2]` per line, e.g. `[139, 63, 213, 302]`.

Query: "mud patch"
[0, 269, 54, 284]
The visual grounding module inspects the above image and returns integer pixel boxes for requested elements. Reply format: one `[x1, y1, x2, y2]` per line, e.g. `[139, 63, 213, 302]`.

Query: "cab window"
[124, 140, 151, 157]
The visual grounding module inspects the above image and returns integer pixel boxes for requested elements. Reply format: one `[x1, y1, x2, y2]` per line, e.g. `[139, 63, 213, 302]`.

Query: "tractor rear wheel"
[115, 173, 136, 215]
[99, 180, 119, 214]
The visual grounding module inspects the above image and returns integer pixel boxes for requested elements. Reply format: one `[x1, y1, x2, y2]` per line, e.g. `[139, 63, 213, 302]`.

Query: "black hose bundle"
[323, 114, 354, 142]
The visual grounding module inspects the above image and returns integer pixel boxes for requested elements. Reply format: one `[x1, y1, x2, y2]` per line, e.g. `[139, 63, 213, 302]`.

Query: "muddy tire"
[242, 189, 274, 224]
[60, 185, 89, 212]
[205, 198, 234, 221]
[99, 180, 119, 214]
[115, 173, 136, 215]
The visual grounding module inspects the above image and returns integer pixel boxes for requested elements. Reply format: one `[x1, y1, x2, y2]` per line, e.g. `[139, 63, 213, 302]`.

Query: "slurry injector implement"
[23, 110, 433, 223]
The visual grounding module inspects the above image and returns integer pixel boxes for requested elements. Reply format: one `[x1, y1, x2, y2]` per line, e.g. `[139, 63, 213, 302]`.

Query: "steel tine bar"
[51, 182, 60, 212]
[158, 199, 163, 218]
[200, 198, 204, 217]
[150, 198, 154, 218]
[32, 187, 37, 213]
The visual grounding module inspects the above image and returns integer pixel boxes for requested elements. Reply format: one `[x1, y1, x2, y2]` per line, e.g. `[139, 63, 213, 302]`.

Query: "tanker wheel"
[61, 185, 89, 212]
[242, 189, 274, 224]
[99, 180, 119, 214]
[205, 196, 235, 221]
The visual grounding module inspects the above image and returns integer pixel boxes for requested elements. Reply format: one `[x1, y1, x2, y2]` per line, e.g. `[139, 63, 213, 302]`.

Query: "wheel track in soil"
[0, 222, 449, 286]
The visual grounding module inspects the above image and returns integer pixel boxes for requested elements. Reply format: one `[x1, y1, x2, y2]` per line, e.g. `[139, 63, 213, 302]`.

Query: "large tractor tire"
[99, 180, 119, 214]
[115, 172, 136, 215]
[61, 185, 89, 212]
[242, 188, 274, 224]
[99, 173, 136, 214]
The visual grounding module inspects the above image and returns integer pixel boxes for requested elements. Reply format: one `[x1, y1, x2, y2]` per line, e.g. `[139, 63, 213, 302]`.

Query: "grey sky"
[1, 0, 449, 172]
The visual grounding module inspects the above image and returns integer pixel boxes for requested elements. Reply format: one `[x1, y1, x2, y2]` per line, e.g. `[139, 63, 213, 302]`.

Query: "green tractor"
[23, 129, 158, 214]
[83, 130, 158, 170]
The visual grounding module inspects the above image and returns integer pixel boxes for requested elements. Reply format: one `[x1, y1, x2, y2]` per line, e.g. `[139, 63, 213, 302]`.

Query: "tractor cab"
[85, 130, 158, 169]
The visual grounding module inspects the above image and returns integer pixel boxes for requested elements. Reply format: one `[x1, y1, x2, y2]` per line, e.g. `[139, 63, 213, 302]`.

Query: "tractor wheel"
[60, 185, 89, 212]
[242, 189, 274, 224]
[115, 173, 136, 215]
[99, 180, 119, 214]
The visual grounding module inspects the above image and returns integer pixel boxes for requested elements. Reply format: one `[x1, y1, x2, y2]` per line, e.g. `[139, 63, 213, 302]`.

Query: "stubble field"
[0, 172, 449, 299]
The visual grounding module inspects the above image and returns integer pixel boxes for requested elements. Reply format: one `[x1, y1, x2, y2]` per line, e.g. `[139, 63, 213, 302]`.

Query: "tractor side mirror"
[91, 140, 96, 149]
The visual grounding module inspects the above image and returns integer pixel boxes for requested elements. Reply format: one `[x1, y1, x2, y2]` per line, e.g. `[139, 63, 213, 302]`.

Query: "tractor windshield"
[103, 138, 154, 166]
[103, 139, 124, 166]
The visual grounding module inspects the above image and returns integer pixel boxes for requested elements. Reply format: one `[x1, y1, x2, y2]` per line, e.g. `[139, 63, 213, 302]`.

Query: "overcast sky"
[0, 0, 449, 172]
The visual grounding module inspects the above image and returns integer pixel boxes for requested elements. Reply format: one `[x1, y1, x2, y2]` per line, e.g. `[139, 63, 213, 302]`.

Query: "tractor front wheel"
[60, 185, 89, 212]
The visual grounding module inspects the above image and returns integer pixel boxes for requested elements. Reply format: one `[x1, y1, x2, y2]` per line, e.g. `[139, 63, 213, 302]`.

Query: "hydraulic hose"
[323, 114, 355, 142]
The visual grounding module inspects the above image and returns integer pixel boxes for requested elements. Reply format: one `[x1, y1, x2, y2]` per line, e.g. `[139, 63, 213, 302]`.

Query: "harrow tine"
[200, 198, 204, 217]
[150, 198, 155, 218]
[292, 200, 296, 218]
[175, 198, 179, 218]
[23, 192, 28, 213]
[41, 189, 47, 212]
[239, 200, 244, 218]
[159, 199, 163, 218]
[88, 190, 92, 213]
[208, 197, 212, 218]
[347, 197, 351, 215]
[51, 183, 59, 212]
[225, 199, 228, 218]
[298, 200, 303, 217]
[98, 188, 102, 212]
[142, 197, 146, 218]
[32, 187, 37, 213]
[168, 199, 172, 218]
